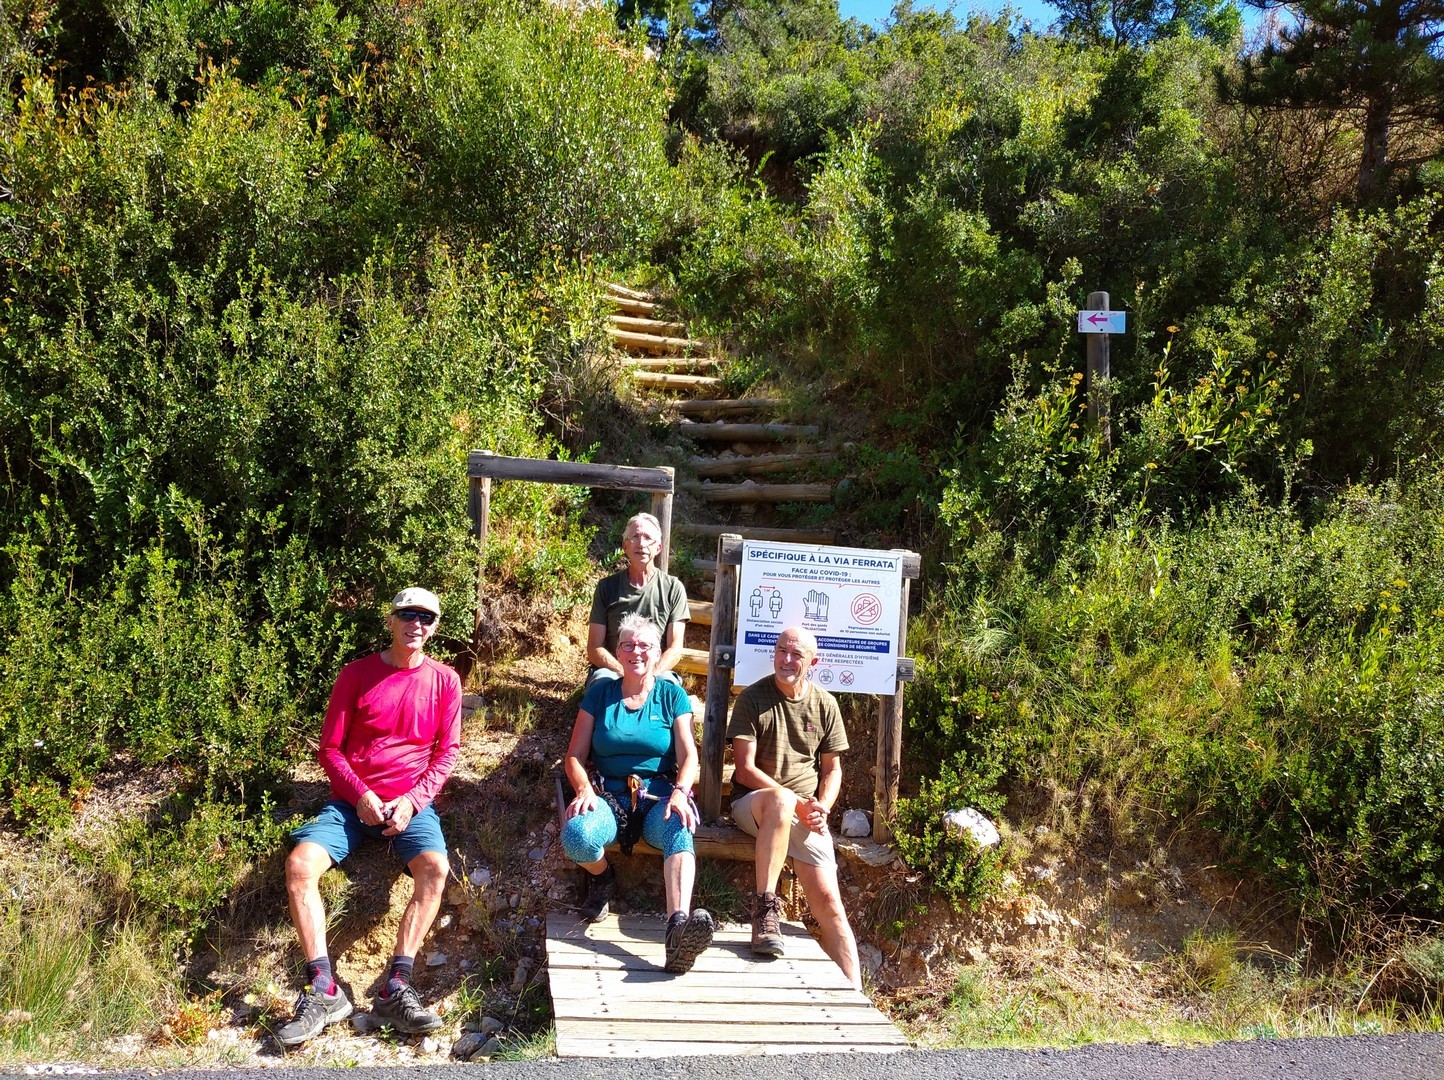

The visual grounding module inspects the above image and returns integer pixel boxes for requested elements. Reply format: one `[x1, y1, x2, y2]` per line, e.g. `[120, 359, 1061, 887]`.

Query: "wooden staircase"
[602, 278, 845, 810]
[604, 282, 840, 614]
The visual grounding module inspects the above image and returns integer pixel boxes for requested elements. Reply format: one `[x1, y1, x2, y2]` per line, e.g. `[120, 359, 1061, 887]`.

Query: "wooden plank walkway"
[546, 912, 910, 1057]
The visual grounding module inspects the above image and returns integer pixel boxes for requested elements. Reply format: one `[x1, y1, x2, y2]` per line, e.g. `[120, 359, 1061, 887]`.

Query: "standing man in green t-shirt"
[728, 626, 861, 989]
[587, 512, 689, 685]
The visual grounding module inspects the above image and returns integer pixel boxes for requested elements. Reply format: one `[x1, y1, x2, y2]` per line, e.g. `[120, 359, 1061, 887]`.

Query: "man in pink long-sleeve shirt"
[276, 587, 462, 1049]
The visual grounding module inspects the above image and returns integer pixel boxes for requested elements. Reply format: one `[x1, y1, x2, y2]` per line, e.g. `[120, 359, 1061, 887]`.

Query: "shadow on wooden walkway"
[546, 912, 910, 1057]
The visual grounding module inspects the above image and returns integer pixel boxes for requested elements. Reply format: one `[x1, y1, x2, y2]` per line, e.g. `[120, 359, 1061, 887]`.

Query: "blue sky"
[837, 0, 1060, 33]
[836, 0, 1270, 36]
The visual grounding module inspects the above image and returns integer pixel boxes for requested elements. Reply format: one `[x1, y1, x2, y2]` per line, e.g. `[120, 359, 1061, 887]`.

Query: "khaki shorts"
[730, 790, 836, 869]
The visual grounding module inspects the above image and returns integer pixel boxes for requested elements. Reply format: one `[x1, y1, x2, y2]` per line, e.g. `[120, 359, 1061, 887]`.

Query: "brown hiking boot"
[750, 891, 785, 957]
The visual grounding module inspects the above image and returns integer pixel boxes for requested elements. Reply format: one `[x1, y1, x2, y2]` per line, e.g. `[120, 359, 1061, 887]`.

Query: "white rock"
[858, 942, 884, 976]
[420, 1036, 441, 1054]
[436, 914, 453, 930]
[350, 1012, 379, 1033]
[426, 951, 448, 967]
[469, 868, 493, 887]
[943, 808, 1000, 848]
[841, 809, 871, 838]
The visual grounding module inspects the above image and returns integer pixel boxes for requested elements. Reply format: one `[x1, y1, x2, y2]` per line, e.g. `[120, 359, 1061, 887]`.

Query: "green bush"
[911, 466, 1444, 917]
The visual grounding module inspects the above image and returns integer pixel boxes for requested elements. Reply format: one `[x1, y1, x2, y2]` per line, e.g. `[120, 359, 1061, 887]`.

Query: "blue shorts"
[290, 800, 448, 868]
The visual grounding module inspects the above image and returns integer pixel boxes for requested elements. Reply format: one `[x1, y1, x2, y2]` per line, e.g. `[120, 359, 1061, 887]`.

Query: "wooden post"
[468, 452, 494, 653]
[700, 533, 741, 823]
[1086, 289, 1112, 453]
[873, 574, 911, 845]
[465, 451, 675, 645]
[650, 467, 674, 575]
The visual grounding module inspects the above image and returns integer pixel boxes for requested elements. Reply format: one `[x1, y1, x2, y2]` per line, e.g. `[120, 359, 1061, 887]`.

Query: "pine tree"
[1227, 0, 1444, 202]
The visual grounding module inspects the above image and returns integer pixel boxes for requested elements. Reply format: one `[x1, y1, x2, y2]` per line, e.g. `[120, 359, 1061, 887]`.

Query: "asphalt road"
[19, 1034, 1443, 1079]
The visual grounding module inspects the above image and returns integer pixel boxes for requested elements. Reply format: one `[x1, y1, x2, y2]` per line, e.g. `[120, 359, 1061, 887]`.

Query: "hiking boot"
[275, 984, 353, 1048]
[578, 864, 616, 923]
[370, 984, 443, 1034]
[664, 908, 716, 974]
[751, 891, 785, 958]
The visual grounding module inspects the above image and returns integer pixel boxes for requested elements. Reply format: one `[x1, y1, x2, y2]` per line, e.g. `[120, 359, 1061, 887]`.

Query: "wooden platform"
[546, 912, 910, 1057]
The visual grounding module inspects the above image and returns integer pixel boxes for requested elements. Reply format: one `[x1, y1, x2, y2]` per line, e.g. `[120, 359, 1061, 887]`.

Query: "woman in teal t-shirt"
[561, 614, 714, 974]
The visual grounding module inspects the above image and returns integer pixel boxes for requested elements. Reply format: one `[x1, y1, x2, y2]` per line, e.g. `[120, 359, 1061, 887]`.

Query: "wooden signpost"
[1078, 290, 1125, 453]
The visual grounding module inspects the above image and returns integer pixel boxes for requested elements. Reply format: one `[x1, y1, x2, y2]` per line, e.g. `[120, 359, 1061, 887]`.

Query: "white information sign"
[735, 541, 903, 695]
[1077, 309, 1127, 334]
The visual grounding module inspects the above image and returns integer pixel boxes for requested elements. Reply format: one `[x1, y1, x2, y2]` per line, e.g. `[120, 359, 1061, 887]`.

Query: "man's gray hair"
[623, 512, 662, 542]
[617, 613, 662, 647]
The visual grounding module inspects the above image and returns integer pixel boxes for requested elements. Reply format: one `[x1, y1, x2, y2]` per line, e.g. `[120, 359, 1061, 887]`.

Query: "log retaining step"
[605, 282, 655, 302]
[626, 356, 722, 371]
[688, 482, 835, 505]
[679, 422, 819, 442]
[633, 372, 724, 392]
[609, 328, 709, 353]
[691, 451, 835, 478]
[607, 296, 658, 316]
[609, 314, 689, 336]
[676, 398, 782, 417]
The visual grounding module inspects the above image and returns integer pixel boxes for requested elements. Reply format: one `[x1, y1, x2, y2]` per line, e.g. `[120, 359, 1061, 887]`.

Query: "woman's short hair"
[622, 512, 662, 543]
[617, 613, 662, 648]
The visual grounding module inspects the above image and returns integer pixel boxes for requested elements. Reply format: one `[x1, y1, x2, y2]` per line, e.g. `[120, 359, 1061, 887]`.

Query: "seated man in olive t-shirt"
[727, 627, 861, 989]
[586, 512, 688, 684]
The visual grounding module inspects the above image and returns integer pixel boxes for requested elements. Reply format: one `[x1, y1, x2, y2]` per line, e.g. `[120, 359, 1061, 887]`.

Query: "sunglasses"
[394, 609, 437, 625]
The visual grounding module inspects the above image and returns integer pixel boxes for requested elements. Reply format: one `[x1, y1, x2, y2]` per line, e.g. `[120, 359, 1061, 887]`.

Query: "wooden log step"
[615, 822, 758, 861]
[609, 314, 689, 336]
[675, 398, 782, 417]
[675, 523, 837, 544]
[687, 599, 712, 625]
[605, 282, 655, 302]
[608, 328, 709, 353]
[675, 646, 709, 676]
[626, 356, 722, 371]
[678, 422, 818, 442]
[691, 451, 836, 479]
[688, 482, 834, 505]
[607, 296, 658, 316]
[632, 372, 724, 392]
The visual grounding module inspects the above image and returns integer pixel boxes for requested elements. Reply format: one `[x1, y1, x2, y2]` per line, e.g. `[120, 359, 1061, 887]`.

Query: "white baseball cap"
[391, 587, 441, 616]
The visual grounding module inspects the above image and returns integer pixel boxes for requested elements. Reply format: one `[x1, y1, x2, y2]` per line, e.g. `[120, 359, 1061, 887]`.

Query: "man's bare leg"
[394, 850, 450, 958]
[286, 842, 335, 964]
[750, 788, 797, 893]
[795, 861, 862, 990]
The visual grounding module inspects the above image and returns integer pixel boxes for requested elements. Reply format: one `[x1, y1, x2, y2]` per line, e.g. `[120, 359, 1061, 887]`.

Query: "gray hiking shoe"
[370, 984, 443, 1034]
[578, 864, 616, 923]
[664, 908, 716, 974]
[751, 891, 785, 958]
[275, 984, 353, 1047]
